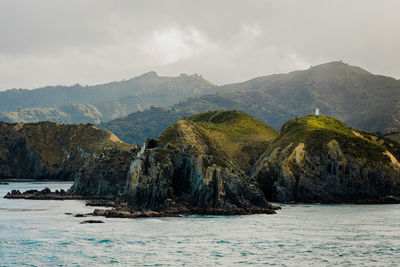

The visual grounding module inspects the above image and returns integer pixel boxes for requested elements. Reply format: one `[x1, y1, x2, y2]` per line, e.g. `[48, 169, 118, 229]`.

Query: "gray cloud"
[0, 0, 399, 90]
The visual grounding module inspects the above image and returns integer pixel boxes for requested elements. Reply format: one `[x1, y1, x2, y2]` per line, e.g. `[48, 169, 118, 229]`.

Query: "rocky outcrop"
[122, 139, 273, 213]
[70, 113, 279, 215]
[71, 138, 277, 215]
[0, 121, 132, 180]
[4, 187, 114, 200]
[252, 115, 400, 203]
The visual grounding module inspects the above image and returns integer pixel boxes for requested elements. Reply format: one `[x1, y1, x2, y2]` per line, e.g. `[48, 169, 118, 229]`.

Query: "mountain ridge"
[0, 72, 216, 122]
[99, 61, 400, 144]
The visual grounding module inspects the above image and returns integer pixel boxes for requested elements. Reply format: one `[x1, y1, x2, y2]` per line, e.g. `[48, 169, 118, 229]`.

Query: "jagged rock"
[123, 140, 271, 212]
[253, 115, 400, 203]
[70, 147, 140, 197]
[10, 189, 21, 195]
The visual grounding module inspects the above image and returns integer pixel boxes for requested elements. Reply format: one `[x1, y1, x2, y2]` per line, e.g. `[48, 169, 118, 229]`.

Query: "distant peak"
[138, 71, 158, 79]
[309, 61, 371, 75]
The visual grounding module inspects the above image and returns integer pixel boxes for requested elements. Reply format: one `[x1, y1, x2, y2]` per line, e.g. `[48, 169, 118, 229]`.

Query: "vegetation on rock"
[0, 121, 132, 180]
[160, 110, 278, 172]
[252, 115, 400, 203]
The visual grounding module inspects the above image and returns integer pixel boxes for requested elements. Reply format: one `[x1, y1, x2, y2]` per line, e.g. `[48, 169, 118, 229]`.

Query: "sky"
[0, 0, 399, 90]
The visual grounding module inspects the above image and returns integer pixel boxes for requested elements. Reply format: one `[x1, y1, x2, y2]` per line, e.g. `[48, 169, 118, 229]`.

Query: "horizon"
[1, 0, 400, 91]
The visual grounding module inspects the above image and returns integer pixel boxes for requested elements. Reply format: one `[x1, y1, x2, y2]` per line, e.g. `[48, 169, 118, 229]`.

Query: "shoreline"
[4, 187, 400, 206]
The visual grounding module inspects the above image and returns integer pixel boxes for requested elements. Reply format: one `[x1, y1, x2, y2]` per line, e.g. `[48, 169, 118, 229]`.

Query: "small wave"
[98, 239, 112, 244]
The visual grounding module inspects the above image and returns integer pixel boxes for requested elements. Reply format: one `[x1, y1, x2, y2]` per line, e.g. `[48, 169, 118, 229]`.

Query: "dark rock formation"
[91, 206, 276, 219]
[85, 201, 119, 207]
[71, 114, 279, 216]
[122, 139, 274, 213]
[69, 147, 139, 196]
[4, 187, 115, 200]
[80, 220, 104, 224]
[252, 115, 400, 203]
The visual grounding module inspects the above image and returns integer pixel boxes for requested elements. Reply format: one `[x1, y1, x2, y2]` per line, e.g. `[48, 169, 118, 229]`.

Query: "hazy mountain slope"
[100, 61, 400, 144]
[0, 72, 216, 121]
[0, 104, 104, 124]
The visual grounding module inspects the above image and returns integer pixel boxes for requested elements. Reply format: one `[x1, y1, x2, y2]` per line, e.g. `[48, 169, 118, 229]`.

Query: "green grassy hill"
[252, 115, 400, 202]
[159, 110, 278, 172]
[269, 115, 398, 163]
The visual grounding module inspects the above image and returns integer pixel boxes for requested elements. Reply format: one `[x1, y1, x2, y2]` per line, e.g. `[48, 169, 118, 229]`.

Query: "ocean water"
[1, 183, 400, 266]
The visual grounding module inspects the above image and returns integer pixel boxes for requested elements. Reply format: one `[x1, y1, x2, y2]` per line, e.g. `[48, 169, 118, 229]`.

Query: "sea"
[1, 182, 400, 266]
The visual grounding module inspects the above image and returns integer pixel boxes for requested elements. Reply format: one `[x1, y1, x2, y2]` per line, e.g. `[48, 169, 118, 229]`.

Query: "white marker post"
[315, 108, 320, 116]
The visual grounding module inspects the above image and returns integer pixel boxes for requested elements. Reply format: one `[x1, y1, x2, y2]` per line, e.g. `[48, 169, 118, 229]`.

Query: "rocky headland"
[70, 110, 280, 216]
[0, 121, 133, 180]
[252, 115, 400, 203]
[4, 111, 400, 219]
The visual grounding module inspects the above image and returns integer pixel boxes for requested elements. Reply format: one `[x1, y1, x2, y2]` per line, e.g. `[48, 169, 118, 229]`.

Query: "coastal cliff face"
[252, 115, 400, 203]
[123, 125, 271, 212]
[69, 147, 139, 196]
[71, 111, 278, 213]
[0, 121, 131, 180]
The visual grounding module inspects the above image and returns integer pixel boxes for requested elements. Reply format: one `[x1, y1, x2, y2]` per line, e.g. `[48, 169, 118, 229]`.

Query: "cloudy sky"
[0, 0, 399, 90]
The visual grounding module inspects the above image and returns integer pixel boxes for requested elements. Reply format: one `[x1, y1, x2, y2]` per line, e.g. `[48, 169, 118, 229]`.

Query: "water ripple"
[1, 183, 400, 266]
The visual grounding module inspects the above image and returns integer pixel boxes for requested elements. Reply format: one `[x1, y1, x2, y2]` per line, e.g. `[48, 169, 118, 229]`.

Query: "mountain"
[0, 72, 216, 123]
[99, 61, 400, 144]
[252, 115, 400, 203]
[71, 110, 278, 216]
[0, 121, 133, 180]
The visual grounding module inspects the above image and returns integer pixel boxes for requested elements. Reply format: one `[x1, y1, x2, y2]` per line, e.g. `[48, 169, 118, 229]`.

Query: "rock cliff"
[252, 115, 400, 203]
[0, 121, 132, 180]
[71, 111, 279, 214]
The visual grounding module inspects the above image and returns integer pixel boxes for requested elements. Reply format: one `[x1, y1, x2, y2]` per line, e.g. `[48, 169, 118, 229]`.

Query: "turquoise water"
[1, 183, 400, 266]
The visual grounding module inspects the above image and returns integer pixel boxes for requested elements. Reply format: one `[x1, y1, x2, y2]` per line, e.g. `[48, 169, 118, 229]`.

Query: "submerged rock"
[80, 220, 104, 224]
